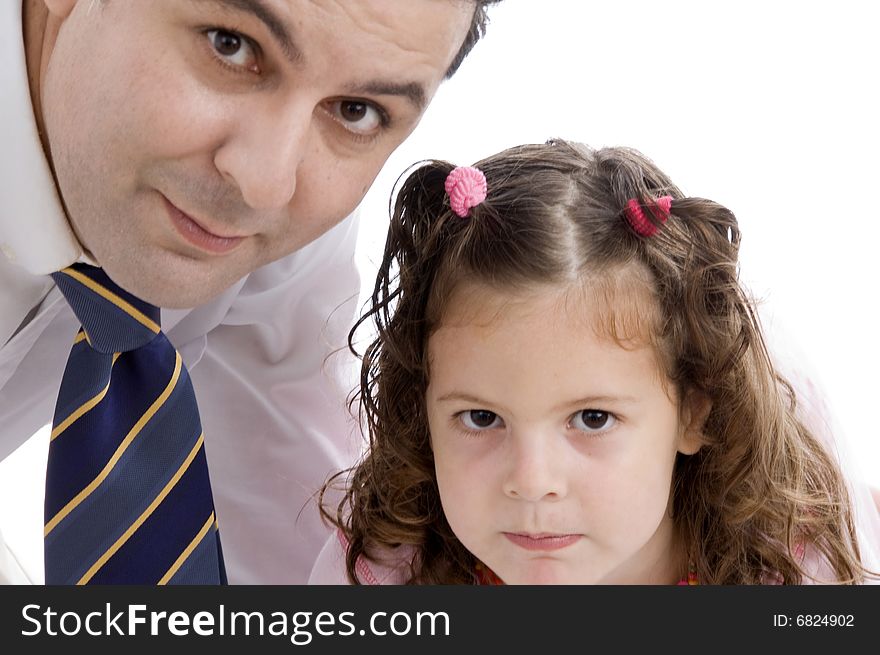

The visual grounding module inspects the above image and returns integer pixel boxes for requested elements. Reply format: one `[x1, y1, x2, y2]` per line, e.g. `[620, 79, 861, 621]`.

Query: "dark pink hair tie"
[445, 166, 488, 218]
[624, 195, 673, 237]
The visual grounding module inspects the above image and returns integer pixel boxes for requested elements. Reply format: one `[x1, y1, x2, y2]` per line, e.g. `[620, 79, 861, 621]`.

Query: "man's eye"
[325, 100, 385, 135]
[460, 410, 502, 431]
[207, 29, 258, 70]
[570, 410, 616, 433]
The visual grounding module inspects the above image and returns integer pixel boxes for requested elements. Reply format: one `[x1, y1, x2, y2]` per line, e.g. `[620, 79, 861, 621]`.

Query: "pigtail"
[643, 197, 865, 584]
[591, 146, 866, 582]
[324, 160, 480, 584]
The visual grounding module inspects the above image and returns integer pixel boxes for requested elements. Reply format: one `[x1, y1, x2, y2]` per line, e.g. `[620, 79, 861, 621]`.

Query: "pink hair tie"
[445, 166, 487, 218]
[624, 195, 673, 237]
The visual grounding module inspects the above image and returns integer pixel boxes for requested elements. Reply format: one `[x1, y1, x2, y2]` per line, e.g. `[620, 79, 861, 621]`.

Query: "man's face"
[40, 0, 474, 306]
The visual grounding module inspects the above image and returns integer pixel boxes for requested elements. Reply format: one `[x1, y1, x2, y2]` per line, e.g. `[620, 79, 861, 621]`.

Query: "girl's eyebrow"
[435, 392, 640, 411]
[553, 395, 640, 412]
[433, 392, 514, 416]
[435, 392, 496, 406]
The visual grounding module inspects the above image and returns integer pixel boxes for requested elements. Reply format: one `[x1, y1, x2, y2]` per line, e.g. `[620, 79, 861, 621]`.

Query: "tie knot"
[51, 264, 161, 353]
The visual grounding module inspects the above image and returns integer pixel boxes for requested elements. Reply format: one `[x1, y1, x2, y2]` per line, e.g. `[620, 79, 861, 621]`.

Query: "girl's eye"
[207, 29, 258, 70]
[460, 410, 502, 431]
[570, 410, 616, 433]
[324, 99, 385, 135]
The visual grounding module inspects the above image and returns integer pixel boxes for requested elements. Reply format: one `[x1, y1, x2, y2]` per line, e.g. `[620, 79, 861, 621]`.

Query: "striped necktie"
[44, 264, 226, 585]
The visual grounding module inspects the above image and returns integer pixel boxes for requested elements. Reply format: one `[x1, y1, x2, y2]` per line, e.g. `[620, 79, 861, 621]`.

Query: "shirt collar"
[0, 0, 90, 275]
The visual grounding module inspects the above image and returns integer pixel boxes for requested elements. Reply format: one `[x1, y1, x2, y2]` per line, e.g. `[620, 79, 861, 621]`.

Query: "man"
[0, 0, 500, 583]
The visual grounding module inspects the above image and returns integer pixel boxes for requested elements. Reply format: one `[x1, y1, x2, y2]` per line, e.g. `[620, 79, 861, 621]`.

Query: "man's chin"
[99, 262, 242, 309]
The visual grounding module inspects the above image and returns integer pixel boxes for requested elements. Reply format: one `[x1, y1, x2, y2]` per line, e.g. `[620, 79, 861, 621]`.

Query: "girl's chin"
[496, 562, 589, 585]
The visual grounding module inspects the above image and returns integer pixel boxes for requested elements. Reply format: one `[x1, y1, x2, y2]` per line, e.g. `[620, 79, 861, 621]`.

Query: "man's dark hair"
[446, 1, 503, 78]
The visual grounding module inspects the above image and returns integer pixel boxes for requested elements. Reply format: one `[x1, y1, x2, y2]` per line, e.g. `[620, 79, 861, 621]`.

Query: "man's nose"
[502, 431, 567, 503]
[213, 100, 312, 210]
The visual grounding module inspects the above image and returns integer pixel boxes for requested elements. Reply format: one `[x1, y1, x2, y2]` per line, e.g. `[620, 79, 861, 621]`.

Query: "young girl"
[311, 140, 880, 585]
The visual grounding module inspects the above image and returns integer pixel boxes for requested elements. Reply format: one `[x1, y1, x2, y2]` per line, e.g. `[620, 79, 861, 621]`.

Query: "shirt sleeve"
[308, 529, 356, 585]
[0, 525, 31, 584]
[187, 212, 367, 584]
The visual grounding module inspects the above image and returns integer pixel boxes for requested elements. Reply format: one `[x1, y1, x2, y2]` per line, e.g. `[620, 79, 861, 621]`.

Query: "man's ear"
[677, 389, 712, 456]
[43, 0, 78, 20]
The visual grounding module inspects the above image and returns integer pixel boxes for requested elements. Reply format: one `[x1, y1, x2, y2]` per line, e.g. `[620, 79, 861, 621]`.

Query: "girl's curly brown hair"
[321, 139, 870, 584]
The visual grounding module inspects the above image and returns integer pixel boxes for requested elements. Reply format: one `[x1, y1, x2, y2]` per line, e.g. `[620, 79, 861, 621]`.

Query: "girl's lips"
[503, 532, 582, 551]
[163, 197, 246, 255]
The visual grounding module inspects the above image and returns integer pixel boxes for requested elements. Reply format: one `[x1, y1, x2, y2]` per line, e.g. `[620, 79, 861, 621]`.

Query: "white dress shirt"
[1, 1, 363, 584]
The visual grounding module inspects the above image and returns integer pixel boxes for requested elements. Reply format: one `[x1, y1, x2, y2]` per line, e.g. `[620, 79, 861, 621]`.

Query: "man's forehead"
[184, 0, 473, 56]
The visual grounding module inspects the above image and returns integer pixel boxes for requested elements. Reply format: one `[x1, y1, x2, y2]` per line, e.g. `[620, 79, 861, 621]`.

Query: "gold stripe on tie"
[51, 353, 122, 441]
[44, 353, 183, 536]
[73, 330, 88, 345]
[61, 267, 161, 334]
[77, 433, 206, 585]
[158, 512, 216, 585]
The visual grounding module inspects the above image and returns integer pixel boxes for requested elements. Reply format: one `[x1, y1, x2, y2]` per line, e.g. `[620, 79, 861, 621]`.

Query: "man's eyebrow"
[189, 1, 428, 111]
[190, 0, 301, 64]
[346, 81, 428, 112]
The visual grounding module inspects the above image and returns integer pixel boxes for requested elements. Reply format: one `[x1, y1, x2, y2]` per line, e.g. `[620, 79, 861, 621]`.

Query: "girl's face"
[426, 282, 705, 584]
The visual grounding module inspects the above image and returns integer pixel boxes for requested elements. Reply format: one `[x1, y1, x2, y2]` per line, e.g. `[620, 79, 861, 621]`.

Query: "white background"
[2, 0, 877, 580]
[353, 0, 880, 488]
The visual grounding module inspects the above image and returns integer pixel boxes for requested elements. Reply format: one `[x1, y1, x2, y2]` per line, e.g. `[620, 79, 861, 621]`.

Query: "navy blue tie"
[44, 264, 226, 584]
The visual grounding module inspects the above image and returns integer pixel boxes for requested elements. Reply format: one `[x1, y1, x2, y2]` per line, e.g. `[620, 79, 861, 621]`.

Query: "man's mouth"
[162, 195, 248, 255]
